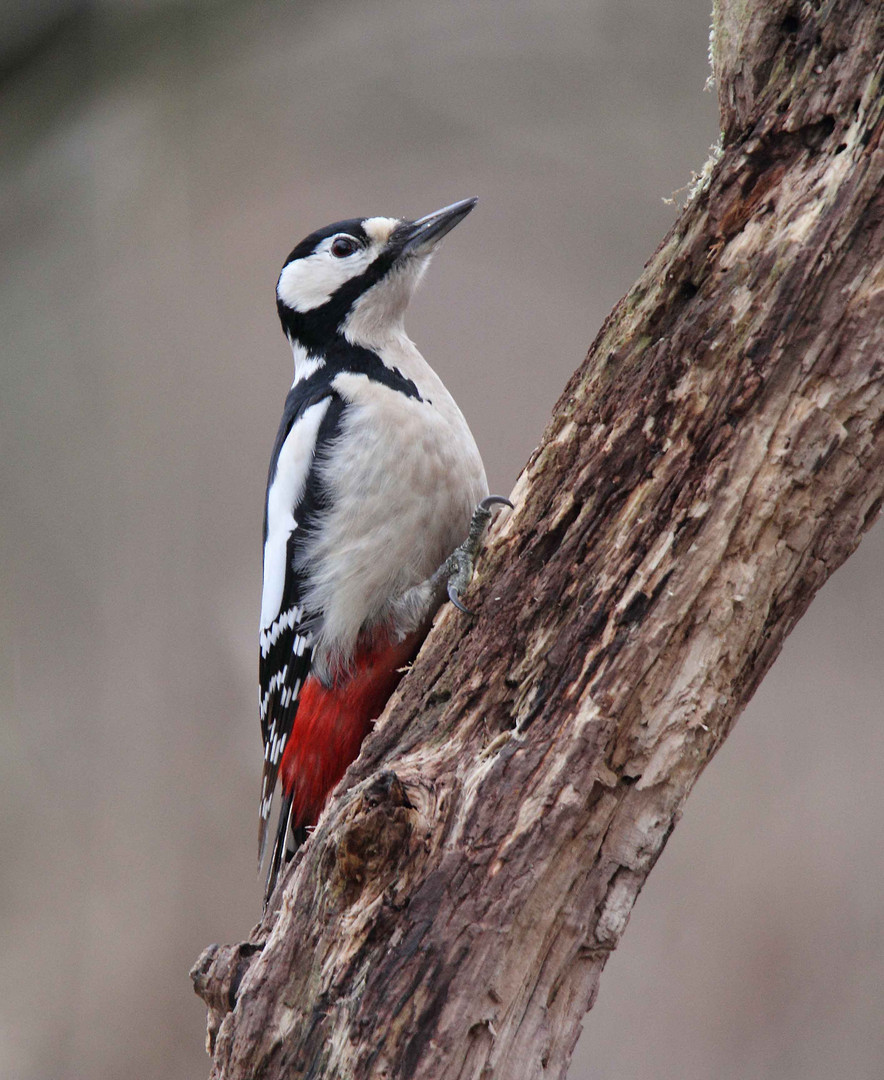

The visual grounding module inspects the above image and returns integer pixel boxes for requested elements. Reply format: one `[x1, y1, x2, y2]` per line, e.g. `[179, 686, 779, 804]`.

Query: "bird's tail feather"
[263, 789, 293, 907]
[262, 790, 309, 908]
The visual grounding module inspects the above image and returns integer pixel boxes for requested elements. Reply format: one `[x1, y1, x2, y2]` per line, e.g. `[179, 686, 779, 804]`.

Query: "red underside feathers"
[279, 631, 422, 831]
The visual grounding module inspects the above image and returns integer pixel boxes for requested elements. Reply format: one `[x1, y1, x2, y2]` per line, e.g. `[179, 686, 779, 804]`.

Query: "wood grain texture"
[193, 1, 884, 1075]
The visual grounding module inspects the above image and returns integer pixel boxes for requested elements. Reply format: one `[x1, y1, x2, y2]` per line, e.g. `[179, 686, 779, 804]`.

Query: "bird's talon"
[447, 581, 475, 616]
[445, 496, 512, 616]
[479, 495, 514, 513]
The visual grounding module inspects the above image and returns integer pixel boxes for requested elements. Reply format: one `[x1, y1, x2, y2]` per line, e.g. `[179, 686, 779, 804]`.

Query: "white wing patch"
[260, 398, 332, 629]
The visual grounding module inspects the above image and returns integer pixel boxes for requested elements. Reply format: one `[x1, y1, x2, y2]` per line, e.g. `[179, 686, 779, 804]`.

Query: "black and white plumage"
[258, 199, 492, 901]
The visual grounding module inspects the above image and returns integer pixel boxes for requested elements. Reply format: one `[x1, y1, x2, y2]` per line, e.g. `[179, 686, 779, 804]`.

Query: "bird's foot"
[443, 496, 513, 615]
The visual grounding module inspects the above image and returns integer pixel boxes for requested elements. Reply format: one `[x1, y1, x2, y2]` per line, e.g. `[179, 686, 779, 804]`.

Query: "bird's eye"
[330, 236, 358, 258]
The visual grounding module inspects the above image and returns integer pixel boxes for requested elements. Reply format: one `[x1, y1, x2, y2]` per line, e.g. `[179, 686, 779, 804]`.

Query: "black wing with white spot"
[258, 378, 344, 867]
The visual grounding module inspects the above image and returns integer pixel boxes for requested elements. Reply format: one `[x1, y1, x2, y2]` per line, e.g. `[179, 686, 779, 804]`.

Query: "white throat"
[342, 256, 430, 351]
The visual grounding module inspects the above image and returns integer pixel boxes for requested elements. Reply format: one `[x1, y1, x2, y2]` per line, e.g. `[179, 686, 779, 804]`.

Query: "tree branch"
[193, 1, 884, 1076]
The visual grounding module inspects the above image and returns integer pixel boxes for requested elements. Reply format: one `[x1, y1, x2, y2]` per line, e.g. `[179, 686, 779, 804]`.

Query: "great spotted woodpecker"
[259, 198, 508, 903]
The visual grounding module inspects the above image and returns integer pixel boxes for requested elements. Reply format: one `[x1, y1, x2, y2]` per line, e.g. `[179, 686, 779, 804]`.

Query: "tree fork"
[193, 1, 884, 1076]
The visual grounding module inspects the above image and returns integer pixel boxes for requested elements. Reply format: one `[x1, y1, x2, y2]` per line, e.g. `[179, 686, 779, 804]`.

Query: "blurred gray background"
[2, 2, 881, 1078]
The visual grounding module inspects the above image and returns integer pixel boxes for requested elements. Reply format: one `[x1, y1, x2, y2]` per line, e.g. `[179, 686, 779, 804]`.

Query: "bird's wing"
[258, 382, 344, 868]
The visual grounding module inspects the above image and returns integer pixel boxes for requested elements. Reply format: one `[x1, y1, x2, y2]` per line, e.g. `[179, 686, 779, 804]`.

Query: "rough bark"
[193, 1, 884, 1076]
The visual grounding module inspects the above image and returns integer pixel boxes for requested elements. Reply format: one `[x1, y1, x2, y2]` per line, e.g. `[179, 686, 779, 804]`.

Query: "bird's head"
[276, 198, 477, 353]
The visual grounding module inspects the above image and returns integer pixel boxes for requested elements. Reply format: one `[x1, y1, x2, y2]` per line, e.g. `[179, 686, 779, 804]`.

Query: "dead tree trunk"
[193, 1, 884, 1076]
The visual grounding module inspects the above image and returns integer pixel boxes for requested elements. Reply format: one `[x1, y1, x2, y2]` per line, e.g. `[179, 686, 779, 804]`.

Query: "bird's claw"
[445, 543, 477, 614]
[447, 580, 474, 616]
[479, 495, 514, 513]
[445, 495, 513, 617]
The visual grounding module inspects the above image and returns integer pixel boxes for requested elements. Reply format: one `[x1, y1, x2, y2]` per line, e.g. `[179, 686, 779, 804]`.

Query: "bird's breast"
[301, 366, 488, 671]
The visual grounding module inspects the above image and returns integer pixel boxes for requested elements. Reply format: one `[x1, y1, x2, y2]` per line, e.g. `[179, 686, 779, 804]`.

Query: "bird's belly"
[302, 384, 488, 670]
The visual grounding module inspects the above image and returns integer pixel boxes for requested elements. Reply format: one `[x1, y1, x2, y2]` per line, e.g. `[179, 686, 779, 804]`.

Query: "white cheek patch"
[277, 251, 365, 313]
[277, 223, 402, 315]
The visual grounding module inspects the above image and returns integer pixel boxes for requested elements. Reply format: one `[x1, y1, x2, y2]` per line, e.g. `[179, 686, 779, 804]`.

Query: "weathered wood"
[193, 1, 884, 1076]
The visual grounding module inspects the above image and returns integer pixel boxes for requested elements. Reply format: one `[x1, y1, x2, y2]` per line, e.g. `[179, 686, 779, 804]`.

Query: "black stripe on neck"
[320, 338, 423, 402]
[277, 245, 401, 352]
[288, 337, 423, 407]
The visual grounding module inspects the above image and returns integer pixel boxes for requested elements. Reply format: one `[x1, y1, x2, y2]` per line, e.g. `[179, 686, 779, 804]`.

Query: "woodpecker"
[258, 197, 506, 903]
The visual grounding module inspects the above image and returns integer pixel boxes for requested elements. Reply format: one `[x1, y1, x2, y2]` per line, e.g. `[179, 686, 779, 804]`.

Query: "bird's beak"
[398, 197, 478, 256]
